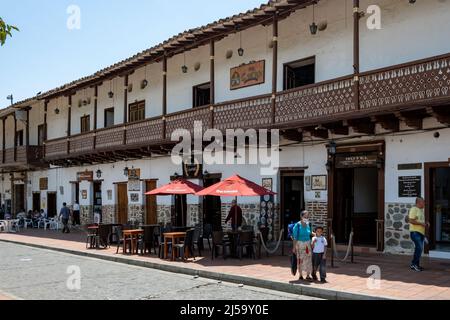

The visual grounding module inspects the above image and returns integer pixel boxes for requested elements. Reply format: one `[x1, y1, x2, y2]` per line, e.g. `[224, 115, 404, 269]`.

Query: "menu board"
[399, 176, 421, 197]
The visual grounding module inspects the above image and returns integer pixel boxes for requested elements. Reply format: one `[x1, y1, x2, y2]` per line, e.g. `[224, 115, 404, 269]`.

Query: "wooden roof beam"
[348, 118, 375, 135]
[427, 106, 450, 126]
[374, 114, 400, 132]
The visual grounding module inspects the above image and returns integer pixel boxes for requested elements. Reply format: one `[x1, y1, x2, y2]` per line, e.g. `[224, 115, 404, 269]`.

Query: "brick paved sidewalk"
[1, 229, 449, 300]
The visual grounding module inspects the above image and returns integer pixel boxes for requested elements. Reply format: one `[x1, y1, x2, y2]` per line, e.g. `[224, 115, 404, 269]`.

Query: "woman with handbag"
[292, 210, 315, 281]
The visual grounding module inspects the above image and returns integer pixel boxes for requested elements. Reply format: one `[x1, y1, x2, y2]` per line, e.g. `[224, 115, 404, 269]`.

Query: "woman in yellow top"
[409, 197, 430, 272]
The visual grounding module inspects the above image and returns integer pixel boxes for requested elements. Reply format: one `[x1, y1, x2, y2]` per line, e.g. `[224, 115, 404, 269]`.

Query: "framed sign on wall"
[311, 175, 327, 191]
[230, 60, 265, 90]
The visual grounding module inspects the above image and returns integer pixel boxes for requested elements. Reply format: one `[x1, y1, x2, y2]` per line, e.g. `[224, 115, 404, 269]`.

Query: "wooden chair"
[211, 231, 231, 260]
[236, 231, 257, 260]
[173, 229, 195, 261]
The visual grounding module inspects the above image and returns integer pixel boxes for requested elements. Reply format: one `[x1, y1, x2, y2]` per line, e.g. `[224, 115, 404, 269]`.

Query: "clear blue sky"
[0, 0, 264, 109]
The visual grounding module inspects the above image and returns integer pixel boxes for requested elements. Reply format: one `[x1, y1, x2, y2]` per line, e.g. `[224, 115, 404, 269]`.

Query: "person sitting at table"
[225, 200, 243, 232]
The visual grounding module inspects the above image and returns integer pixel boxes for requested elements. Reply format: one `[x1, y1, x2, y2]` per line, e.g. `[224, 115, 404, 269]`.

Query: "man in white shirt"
[72, 202, 80, 226]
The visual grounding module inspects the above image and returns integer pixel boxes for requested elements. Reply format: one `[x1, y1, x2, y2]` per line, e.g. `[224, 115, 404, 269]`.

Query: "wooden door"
[117, 183, 128, 224]
[47, 192, 57, 218]
[32, 193, 40, 212]
[145, 180, 157, 224]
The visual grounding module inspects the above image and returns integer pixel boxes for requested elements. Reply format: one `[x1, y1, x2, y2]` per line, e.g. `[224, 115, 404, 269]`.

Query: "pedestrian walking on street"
[72, 201, 80, 226]
[311, 226, 327, 283]
[409, 197, 429, 272]
[59, 202, 71, 234]
[292, 210, 315, 281]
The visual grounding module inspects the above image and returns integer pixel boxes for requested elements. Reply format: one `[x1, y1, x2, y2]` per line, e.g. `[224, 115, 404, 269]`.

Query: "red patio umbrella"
[196, 175, 276, 229]
[145, 179, 204, 226]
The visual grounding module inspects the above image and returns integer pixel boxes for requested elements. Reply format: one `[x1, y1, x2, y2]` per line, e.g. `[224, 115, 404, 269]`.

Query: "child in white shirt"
[311, 226, 328, 283]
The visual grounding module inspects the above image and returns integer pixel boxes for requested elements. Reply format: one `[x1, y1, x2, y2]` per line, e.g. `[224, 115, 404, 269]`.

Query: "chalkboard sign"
[399, 176, 421, 197]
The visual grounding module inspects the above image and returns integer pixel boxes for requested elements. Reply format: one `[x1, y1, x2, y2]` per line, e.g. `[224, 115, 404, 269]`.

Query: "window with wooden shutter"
[129, 101, 145, 123]
[80, 115, 90, 133]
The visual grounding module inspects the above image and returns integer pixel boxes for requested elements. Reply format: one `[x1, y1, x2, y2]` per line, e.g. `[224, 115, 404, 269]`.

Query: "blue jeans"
[410, 231, 424, 267]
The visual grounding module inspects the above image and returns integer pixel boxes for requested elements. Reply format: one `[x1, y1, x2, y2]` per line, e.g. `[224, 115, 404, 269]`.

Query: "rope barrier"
[258, 228, 284, 254]
[331, 231, 354, 262]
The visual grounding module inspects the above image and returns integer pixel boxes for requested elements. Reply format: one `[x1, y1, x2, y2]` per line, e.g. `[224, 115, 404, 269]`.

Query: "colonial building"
[1, 0, 450, 258]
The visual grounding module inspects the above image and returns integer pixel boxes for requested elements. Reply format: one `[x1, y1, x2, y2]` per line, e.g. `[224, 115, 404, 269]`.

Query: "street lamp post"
[6, 94, 13, 106]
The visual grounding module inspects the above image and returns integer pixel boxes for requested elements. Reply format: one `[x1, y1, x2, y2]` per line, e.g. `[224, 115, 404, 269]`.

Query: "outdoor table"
[163, 232, 187, 261]
[122, 229, 144, 255]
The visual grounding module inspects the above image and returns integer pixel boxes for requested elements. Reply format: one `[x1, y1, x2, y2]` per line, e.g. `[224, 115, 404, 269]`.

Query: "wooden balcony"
[0, 146, 45, 171]
[44, 53, 450, 165]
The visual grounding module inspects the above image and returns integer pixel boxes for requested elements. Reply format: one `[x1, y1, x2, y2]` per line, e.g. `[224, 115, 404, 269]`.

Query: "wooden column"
[210, 40, 215, 105]
[271, 13, 278, 124]
[162, 55, 168, 140]
[13, 113, 17, 161]
[123, 75, 129, 145]
[93, 85, 98, 149]
[26, 108, 30, 148]
[210, 40, 215, 128]
[123, 75, 129, 123]
[353, 0, 361, 110]
[162, 55, 167, 116]
[1, 117, 5, 163]
[67, 95, 72, 154]
[44, 100, 48, 141]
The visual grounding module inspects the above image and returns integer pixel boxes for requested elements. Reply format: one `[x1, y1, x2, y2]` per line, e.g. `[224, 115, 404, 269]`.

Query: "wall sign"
[130, 193, 139, 202]
[399, 176, 421, 198]
[39, 178, 48, 191]
[107, 190, 112, 201]
[335, 153, 378, 168]
[183, 159, 203, 179]
[128, 179, 141, 191]
[77, 171, 93, 182]
[128, 168, 140, 180]
[305, 176, 311, 191]
[398, 163, 422, 170]
[311, 175, 327, 191]
[81, 190, 88, 199]
[261, 178, 272, 191]
[230, 60, 265, 90]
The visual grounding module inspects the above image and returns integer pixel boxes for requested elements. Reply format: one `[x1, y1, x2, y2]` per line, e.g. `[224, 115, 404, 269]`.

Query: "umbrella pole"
[235, 196, 238, 231]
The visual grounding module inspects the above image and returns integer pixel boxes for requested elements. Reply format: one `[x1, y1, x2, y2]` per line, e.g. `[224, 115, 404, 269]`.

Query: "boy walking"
[311, 226, 327, 283]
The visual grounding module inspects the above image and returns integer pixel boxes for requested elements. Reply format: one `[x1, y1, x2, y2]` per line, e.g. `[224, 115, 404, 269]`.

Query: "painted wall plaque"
[230, 60, 265, 90]
[311, 175, 327, 191]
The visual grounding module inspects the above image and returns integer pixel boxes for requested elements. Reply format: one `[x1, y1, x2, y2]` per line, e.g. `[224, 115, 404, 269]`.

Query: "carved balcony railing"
[43, 53, 450, 162]
[70, 132, 95, 154]
[360, 53, 450, 110]
[0, 146, 45, 169]
[275, 75, 356, 125]
[95, 125, 124, 150]
[126, 117, 165, 145]
[165, 105, 212, 139]
[214, 94, 273, 131]
[45, 137, 68, 159]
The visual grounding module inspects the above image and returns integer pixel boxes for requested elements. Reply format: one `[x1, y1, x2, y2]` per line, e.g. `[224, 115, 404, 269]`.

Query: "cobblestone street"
[0, 242, 318, 300]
